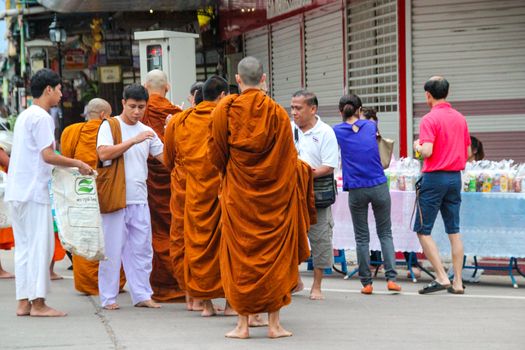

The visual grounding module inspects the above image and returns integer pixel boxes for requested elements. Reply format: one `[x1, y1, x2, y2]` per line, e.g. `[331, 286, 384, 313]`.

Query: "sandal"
[418, 280, 451, 295]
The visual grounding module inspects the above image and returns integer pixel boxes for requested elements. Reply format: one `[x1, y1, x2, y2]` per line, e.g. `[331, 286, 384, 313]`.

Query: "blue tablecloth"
[332, 191, 525, 258]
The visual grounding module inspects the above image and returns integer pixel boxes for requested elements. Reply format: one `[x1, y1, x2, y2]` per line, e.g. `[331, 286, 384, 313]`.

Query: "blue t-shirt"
[333, 119, 387, 190]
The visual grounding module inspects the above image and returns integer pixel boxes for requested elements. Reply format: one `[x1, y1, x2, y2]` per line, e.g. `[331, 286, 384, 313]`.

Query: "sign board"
[267, 0, 313, 18]
[99, 65, 122, 84]
[65, 49, 86, 70]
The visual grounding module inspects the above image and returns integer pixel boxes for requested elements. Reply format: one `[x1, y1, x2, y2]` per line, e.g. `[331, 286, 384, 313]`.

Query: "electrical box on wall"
[134, 30, 199, 106]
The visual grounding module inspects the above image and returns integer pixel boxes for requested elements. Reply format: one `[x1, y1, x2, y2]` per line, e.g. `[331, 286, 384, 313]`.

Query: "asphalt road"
[1, 249, 524, 350]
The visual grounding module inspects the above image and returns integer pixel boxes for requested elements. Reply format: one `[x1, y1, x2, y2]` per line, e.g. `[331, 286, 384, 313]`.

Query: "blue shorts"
[413, 171, 462, 235]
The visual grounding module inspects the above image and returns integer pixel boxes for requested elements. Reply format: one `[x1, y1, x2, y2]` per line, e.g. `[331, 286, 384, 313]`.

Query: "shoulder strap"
[96, 117, 122, 168]
[107, 117, 122, 144]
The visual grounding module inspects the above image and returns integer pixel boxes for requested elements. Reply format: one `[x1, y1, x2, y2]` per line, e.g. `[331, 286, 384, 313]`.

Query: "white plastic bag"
[49, 167, 105, 260]
[0, 171, 11, 228]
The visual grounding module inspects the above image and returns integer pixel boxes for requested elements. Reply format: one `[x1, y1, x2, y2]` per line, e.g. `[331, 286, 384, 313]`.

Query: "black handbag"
[313, 174, 337, 208]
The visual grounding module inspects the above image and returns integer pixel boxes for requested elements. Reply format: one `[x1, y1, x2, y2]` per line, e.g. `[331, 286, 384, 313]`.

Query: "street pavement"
[1, 249, 524, 350]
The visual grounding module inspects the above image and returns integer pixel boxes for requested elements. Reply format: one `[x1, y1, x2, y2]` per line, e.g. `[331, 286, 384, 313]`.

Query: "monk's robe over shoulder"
[177, 101, 223, 299]
[207, 89, 315, 315]
[164, 108, 193, 290]
[143, 94, 184, 302]
[61, 120, 103, 169]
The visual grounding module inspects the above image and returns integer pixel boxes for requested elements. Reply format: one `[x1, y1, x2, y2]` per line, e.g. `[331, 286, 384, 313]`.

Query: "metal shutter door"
[305, 3, 344, 125]
[244, 27, 270, 94]
[411, 0, 525, 161]
[347, 0, 399, 149]
[271, 18, 302, 109]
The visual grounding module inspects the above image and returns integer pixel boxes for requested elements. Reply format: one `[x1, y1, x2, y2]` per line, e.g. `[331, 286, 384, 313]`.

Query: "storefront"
[225, 0, 525, 161]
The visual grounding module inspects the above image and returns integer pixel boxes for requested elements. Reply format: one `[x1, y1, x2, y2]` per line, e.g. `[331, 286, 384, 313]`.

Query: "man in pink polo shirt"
[413, 76, 471, 295]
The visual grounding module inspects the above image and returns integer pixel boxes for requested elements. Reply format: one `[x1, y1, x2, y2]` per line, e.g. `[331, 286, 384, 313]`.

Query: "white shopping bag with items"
[49, 167, 105, 260]
[0, 171, 11, 228]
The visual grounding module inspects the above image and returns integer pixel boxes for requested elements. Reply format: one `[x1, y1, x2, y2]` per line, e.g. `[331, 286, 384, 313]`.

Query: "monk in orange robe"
[208, 57, 315, 339]
[164, 81, 204, 310]
[143, 69, 184, 302]
[176, 76, 236, 316]
[60, 98, 126, 295]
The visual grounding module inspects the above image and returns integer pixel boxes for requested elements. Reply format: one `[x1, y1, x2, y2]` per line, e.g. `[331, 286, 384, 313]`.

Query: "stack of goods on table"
[384, 158, 421, 191]
[463, 160, 525, 193]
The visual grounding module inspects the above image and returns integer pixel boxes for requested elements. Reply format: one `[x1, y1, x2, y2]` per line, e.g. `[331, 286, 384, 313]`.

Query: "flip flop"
[418, 280, 451, 294]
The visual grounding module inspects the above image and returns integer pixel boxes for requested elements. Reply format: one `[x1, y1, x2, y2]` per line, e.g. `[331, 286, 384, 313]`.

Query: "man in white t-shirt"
[97, 84, 164, 310]
[5, 68, 93, 317]
[290, 90, 338, 300]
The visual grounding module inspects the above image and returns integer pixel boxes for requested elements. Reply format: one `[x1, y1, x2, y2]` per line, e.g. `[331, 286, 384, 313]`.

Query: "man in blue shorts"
[413, 76, 471, 295]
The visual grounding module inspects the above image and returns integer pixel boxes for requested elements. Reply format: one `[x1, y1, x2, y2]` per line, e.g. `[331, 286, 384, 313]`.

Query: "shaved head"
[85, 98, 112, 120]
[237, 56, 264, 87]
[145, 69, 169, 93]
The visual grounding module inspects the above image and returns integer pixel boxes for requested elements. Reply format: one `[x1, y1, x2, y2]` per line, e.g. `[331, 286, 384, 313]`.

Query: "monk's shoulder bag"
[96, 118, 126, 214]
[313, 174, 337, 208]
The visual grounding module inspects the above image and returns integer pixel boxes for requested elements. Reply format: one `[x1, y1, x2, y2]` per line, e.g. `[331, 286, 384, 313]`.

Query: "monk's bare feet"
[201, 300, 216, 317]
[16, 300, 31, 316]
[225, 315, 249, 339]
[192, 299, 204, 311]
[30, 299, 67, 317]
[267, 310, 291, 338]
[224, 301, 238, 316]
[309, 288, 325, 300]
[0, 268, 15, 279]
[268, 324, 293, 339]
[103, 303, 120, 310]
[135, 300, 161, 308]
[248, 314, 268, 327]
[50, 271, 63, 280]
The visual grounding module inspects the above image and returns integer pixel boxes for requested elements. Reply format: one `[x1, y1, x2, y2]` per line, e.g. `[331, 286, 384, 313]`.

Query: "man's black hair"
[203, 75, 229, 101]
[424, 77, 449, 100]
[292, 90, 318, 107]
[30, 68, 61, 98]
[123, 84, 149, 102]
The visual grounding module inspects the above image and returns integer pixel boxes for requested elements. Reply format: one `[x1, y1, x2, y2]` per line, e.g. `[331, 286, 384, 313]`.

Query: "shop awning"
[37, 0, 214, 13]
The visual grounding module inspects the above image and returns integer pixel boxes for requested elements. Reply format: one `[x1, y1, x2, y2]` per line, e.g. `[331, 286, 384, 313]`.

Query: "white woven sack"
[49, 167, 105, 260]
[0, 171, 11, 228]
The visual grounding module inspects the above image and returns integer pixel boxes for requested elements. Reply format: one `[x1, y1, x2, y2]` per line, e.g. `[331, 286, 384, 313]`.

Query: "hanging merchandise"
[91, 18, 103, 53]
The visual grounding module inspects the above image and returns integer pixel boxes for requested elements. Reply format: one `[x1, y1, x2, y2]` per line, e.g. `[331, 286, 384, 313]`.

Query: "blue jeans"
[414, 171, 462, 235]
[347, 182, 397, 286]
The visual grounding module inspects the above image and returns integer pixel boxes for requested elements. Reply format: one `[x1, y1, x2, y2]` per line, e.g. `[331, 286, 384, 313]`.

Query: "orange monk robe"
[164, 110, 191, 291]
[52, 233, 66, 262]
[60, 120, 126, 295]
[176, 101, 223, 299]
[0, 228, 14, 250]
[142, 94, 184, 302]
[208, 89, 316, 315]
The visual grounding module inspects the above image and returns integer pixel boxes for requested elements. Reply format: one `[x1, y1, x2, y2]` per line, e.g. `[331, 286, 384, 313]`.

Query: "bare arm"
[414, 139, 434, 158]
[311, 165, 334, 178]
[41, 145, 93, 175]
[154, 152, 164, 166]
[98, 130, 155, 162]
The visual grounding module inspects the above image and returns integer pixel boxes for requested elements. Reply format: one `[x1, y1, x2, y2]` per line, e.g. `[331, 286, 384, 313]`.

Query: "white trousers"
[98, 204, 153, 306]
[8, 201, 54, 301]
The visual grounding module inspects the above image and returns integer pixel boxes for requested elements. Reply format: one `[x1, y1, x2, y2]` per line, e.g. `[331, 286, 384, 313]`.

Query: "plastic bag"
[49, 167, 105, 260]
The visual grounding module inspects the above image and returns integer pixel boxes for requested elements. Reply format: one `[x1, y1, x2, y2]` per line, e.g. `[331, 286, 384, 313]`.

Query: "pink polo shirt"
[419, 102, 470, 173]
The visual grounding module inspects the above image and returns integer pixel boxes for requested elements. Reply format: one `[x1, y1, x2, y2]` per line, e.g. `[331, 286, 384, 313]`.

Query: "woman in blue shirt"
[333, 94, 400, 294]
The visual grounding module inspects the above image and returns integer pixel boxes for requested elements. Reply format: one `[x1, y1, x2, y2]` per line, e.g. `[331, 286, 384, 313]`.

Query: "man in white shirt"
[5, 68, 93, 317]
[97, 84, 164, 310]
[290, 90, 338, 300]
